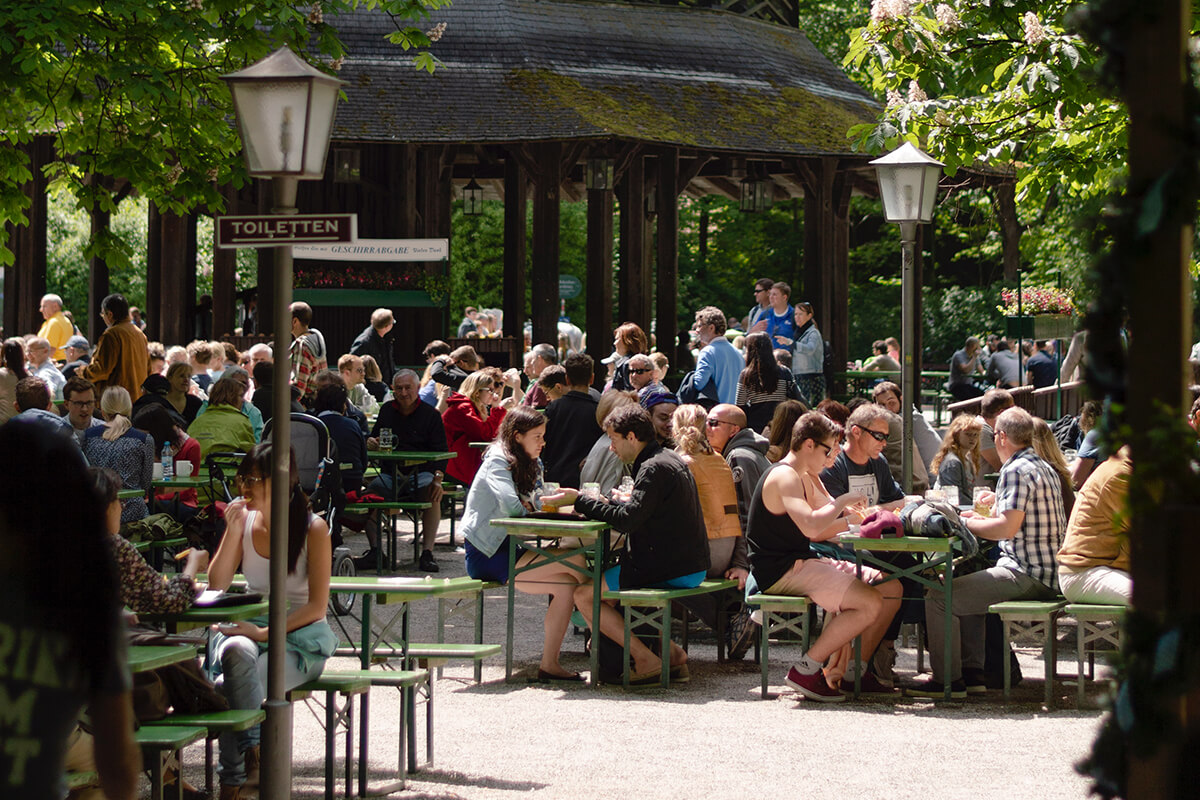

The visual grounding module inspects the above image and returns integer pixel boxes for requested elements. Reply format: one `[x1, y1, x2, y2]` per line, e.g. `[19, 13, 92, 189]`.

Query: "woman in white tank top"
[206, 444, 336, 799]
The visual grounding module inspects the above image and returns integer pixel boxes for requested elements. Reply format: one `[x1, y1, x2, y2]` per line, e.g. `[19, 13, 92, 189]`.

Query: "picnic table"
[836, 533, 956, 700]
[137, 600, 271, 634]
[492, 517, 612, 687]
[128, 644, 200, 673]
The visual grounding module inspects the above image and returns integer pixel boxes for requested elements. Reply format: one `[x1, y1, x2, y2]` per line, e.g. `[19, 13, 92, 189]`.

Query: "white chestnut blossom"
[871, 0, 913, 23]
[1024, 12, 1046, 46]
[426, 22, 447, 42]
[934, 4, 960, 31]
[908, 80, 927, 102]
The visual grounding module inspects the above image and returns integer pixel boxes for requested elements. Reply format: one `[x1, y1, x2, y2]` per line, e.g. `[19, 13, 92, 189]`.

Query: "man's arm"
[80, 331, 115, 385]
[692, 346, 714, 390]
[965, 508, 1024, 540]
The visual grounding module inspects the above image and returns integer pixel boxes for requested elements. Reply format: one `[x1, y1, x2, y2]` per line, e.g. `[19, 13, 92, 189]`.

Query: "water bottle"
[161, 442, 173, 480]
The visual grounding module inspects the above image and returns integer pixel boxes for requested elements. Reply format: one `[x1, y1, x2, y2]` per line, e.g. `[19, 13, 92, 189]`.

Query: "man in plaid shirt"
[913, 407, 1066, 698]
[289, 301, 328, 406]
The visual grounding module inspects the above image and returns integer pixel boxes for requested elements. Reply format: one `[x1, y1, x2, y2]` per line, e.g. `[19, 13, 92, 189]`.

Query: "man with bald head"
[37, 293, 74, 360]
[705, 404, 770, 534]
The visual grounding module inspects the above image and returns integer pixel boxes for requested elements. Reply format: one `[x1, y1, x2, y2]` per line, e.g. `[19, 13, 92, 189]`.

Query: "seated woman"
[206, 444, 336, 799]
[133, 403, 202, 516]
[0, 421, 140, 800]
[746, 411, 902, 701]
[1032, 417, 1076, 517]
[83, 386, 156, 523]
[763, 399, 808, 463]
[931, 414, 982, 504]
[188, 376, 257, 466]
[442, 368, 511, 486]
[578, 390, 638, 496]
[461, 406, 590, 681]
[736, 332, 803, 433]
[93, 467, 207, 614]
[361, 354, 389, 403]
[671, 404, 757, 659]
[165, 361, 204, 426]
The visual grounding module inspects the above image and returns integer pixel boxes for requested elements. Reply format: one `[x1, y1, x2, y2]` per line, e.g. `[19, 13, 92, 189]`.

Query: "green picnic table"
[128, 644, 200, 673]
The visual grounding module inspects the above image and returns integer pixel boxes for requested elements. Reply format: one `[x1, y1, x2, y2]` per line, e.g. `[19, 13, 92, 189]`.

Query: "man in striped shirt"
[914, 407, 1066, 698]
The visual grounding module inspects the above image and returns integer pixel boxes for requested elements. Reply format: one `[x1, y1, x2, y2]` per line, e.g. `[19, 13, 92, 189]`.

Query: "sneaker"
[727, 609, 756, 662]
[784, 666, 845, 703]
[844, 671, 897, 696]
[962, 668, 988, 696]
[352, 548, 378, 570]
[906, 679, 968, 699]
[419, 549, 439, 573]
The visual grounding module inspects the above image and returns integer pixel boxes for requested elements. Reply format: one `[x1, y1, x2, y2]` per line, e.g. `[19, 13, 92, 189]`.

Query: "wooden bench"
[988, 598, 1067, 705]
[144, 708, 265, 796]
[287, 673, 371, 800]
[319, 668, 429, 794]
[442, 480, 467, 547]
[333, 641, 501, 683]
[601, 578, 737, 688]
[745, 593, 814, 699]
[342, 501, 433, 570]
[1064, 603, 1126, 706]
[133, 724, 206, 800]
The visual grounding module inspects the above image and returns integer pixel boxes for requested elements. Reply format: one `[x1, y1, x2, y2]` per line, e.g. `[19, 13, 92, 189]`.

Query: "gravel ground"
[161, 519, 1108, 800]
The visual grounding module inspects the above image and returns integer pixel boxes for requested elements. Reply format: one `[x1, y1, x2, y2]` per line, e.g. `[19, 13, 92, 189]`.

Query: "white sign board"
[292, 238, 449, 262]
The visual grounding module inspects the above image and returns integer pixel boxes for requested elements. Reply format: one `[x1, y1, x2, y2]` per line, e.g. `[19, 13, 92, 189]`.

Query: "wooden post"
[8, 136, 51, 337]
[145, 203, 161, 342]
[212, 187, 238, 337]
[503, 156, 528, 342]
[1124, 2, 1195, 797]
[655, 148, 679, 355]
[618, 153, 646, 331]
[530, 142, 561, 347]
[87, 206, 110, 345]
[586, 179, 615, 387]
[158, 210, 192, 347]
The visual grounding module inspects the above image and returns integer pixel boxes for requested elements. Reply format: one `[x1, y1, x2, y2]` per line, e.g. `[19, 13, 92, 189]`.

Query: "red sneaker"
[843, 670, 897, 696]
[784, 666, 845, 703]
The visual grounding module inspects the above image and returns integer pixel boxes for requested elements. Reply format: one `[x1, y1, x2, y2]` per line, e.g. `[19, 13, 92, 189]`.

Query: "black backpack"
[1051, 414, 1081, 451]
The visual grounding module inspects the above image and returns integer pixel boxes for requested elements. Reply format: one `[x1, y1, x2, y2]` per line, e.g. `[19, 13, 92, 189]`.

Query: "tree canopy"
[0, 0, 447, 265]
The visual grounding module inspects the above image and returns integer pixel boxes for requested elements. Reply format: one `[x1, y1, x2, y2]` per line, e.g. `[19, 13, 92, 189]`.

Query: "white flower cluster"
[427, 22, 447, 42]
[871, 0, 913, 23]
[308, 3, 323, 25]
[1023, 12, 1046, 46]
[934, 3, 960, 31]
[907, 80, 927, 102]
[188, 0, 203, 10]
[166, 163, 183, 186]
[330, 55, 345, 71]
[887, 88, 905, 108]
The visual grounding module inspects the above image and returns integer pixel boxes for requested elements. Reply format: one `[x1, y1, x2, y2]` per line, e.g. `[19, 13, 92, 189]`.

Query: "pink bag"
[860, 509, 903, 539]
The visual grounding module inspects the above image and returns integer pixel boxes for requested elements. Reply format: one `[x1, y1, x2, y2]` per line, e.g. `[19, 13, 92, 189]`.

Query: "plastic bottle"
[161, 442, 174, 480]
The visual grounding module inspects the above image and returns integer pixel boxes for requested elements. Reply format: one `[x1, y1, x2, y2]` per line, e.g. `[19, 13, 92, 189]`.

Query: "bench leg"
[760, 610, 771, 699]
[1044, 615, 1057, 707]
[661, 602, 671, 689]
[622, 604, 632, 688]
[1002, 620, 1013, 702]
[324, 691, 335, 800]
[474, 591, 485, 684]
[1077, 619, 1087, 707]
[425, 674, 435, 768]
[405, 686, 417, 774]
[358, 693, 370, 798]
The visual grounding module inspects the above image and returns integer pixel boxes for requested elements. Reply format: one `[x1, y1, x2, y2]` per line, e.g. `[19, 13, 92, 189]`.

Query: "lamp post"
[221, 46, 343, 800]
[870, 142, 942, 493]
[462, 177, 484, 215]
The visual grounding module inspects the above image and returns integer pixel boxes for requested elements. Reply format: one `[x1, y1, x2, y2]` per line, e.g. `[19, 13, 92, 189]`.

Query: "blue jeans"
[212, 632, 326, 786]
[366, 469, 434, 498]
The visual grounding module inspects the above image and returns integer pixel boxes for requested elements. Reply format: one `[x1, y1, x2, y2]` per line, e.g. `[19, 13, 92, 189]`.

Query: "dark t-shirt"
[819, 450, 903, 506]
[1026, 350, 1057, 388]
[542, 391, 601, 489]
[371, 400, 449, 473]
[746, 462, 813, 593]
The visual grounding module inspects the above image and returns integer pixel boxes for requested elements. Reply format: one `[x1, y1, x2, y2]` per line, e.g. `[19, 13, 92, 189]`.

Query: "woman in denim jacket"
[791, 302, 826, 405]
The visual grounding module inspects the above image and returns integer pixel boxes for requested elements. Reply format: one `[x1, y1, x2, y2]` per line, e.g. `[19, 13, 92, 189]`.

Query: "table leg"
[660, 602, 671, 689]
[360, 596, 373, 669]
[942, 553, 953, 701]
[505, 536, 517, 682]
[590, 535, 603, 689]
[852, 552, 863, 699]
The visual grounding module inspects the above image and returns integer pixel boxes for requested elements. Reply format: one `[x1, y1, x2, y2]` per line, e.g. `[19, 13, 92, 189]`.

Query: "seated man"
[819, 403, 909, 510]
[10, 376, 72, 434]
[1056, 447, 1133, 605]
[542, 353, 600, 490]
[63, 375, 105, 446]
[976, 388, 1016, 476]
[746, 411, 901, 701]
[26, 336, 66, 396]
[862, 339, 901, 372]
[918, 407, 1068, 697]
[640, 390, 679, 448]
[548, 405, 710, 684]
[429, 344, 479, 391]
[626, 353, 666, 397]
[364, 369, 446, 572]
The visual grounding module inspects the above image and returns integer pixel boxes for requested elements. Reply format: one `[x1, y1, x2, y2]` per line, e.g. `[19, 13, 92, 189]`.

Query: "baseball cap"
[639, 390, 679, 411]
[65, 335, 90, 351]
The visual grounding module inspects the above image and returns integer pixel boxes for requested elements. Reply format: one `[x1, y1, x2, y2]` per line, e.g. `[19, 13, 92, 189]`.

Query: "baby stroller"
[263, 412, 357, 614]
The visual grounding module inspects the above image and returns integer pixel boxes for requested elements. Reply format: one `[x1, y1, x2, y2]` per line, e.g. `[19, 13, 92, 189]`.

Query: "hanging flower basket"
[1005, 314, 1077, 340]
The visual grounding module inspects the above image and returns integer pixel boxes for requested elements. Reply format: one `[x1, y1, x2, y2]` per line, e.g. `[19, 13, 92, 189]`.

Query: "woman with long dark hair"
[0, 336, 29, 423]
[460, 406, 590, 681]
[206, 444, 335, 798]
[736, 331, 803, 433]
[0, 420, 140, 799]
[764, 399, 809, 463]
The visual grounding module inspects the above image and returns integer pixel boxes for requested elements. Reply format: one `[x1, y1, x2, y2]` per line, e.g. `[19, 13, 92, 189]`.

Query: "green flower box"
[292, 289, 439, 308]
[1005, 314, 1076, 340]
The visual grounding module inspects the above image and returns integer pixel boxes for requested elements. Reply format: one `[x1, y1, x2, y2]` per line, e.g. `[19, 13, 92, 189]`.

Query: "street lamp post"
[870, 142, 943, 493]
[221, 46, 343, 800]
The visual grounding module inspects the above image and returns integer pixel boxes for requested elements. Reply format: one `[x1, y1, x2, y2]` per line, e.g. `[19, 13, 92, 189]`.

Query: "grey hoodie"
[722, 427, 771, 535]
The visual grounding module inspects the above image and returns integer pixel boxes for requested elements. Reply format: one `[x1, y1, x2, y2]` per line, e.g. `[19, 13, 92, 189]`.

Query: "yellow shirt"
[37, 312, 74, 360]
[1057, 450, 1132, 572]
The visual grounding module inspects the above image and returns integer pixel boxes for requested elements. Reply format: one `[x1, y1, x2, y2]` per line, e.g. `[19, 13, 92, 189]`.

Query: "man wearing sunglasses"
[819, 404, 909, 511]
[626, 353, 665, 396]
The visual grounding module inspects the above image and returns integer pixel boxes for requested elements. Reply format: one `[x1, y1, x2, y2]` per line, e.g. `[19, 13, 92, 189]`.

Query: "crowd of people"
[5, 281, 1199, 797]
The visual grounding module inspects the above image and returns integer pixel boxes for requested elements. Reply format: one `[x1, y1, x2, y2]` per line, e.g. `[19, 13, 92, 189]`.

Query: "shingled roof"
[330, 0, 879, 156]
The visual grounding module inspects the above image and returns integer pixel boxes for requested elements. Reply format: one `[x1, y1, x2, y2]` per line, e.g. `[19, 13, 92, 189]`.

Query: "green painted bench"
[319, 668, 429, 794]
[988, 598, 1067, 705]
[601, 578, 737, 688]
[745, 593, 815, 699]
[1064, 603, 1126, 706]
[133, 724, 206, 800]
[145, 708, 265, 796]
[287, 673, 371, 800]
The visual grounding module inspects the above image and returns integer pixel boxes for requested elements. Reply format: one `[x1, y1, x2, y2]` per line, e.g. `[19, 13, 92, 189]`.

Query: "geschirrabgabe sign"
[292, 239, 450, 262]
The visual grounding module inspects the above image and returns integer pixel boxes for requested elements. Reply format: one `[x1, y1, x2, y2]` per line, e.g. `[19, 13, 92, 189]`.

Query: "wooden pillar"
[159, 210, 191, 346]
[530, 142, 562, 347]
[503, 156, 528, 343]
[586, 180, 614, 386]
[803, 158, 837, 339]
[255, 180, 275, 338]
[87, 206, 111, 344]
[655, 148, 679, 355]
[400, 144, 418, 237]
[831, 172, 852, 385]
[145, 203, 162, 342]
[617, 153, 647, 332]
[7, 136, 51, 337]
[212, 188, 238, 337]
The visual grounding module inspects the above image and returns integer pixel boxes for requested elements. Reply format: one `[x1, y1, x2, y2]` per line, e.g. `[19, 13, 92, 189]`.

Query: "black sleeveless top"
[746, 462, 815, 594]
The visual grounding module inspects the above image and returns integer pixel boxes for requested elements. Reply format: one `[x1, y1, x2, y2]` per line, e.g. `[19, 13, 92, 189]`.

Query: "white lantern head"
[221, 46, 345, 179]
[870, 142, 944, 223]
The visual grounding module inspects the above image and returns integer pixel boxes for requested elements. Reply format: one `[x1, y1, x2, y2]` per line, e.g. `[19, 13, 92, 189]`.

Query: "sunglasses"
[815, 441, 833, 457]
[705, 418, 734, 429]
[629, 368, 652, 375]
[492, 382, 504, 389]
[855, 425, 889, 442]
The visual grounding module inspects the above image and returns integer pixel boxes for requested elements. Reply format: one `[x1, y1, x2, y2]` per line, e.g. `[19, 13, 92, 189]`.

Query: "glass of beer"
[540, 482, 560, 512]
[973, 486, 993, 517]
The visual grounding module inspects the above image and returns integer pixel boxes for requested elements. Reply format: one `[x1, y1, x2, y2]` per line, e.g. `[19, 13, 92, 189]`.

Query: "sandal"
[532, 668, 585, 683]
